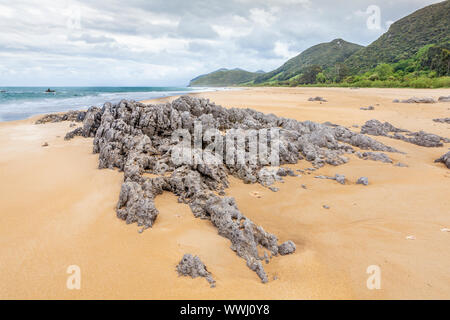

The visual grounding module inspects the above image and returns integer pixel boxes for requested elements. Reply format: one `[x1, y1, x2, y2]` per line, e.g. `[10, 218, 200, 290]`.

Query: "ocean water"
[0, 87, 217, 122]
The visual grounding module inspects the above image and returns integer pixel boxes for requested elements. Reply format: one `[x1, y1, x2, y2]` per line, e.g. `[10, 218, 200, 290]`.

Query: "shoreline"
[1, 86, 446, 125]
[1, 87, 449, 299]
[0, 87, 231, 124]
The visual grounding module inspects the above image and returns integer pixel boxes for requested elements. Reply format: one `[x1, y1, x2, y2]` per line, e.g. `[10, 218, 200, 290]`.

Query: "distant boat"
[45, 88, 56, 93]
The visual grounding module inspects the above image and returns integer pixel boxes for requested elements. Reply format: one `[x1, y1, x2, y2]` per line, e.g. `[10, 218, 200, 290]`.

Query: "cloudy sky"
[0, 0, 442, 86]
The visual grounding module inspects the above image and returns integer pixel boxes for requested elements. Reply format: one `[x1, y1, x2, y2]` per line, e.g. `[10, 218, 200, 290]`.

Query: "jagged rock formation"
[35, 110, 86, 124]
[392, 97, 436, 104]
[361, 119, 450, 147]
[176, 254, 216, 288]
[356, 151, 393, 163]
[435, 151, 450, 169]
[37, 96, 401, 283]
[314, 174, 346, 184]
[433, 118, 450, 124]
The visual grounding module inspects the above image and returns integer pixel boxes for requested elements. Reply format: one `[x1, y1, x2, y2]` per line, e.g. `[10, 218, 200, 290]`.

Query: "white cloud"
[0, 0, 443, 86]
[273, 41, 296, 59]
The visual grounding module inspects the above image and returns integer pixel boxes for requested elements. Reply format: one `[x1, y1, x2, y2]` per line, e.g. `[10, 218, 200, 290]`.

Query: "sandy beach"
[1, 87, 449, 299]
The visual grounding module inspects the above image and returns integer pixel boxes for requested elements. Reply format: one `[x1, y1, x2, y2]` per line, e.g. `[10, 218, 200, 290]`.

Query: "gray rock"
[35, 110, 86, 124]
[56, 96, 403, 282]
[64, 127, 83, 140]
[334, 174, 346, 185]
[433, 118, 450, 124]
[356, 177, 369, 186]
[323, 205, 330, 209]
[435, 151, 450, 169]
[278, 240, 296, 255]
[308, 96, 327, 102]
[315, 174, 345, 184]
[361, 119, 449, 148]
[393, 97, 436, 104]
[395, 162, 409, 167]
[176, 254, 216, 288]
[356, 151, 393, 163]
[269, 187, 279, 192]
[438, 96, 450, 102]
[360, 106, 375, 111]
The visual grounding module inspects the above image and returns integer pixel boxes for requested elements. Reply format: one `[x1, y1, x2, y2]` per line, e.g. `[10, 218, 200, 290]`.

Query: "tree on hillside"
[297, 65, 322, 84]
[334, 63, 350, 82]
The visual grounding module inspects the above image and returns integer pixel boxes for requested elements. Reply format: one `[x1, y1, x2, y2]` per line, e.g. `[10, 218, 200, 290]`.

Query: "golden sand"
[1, 87, 449, 299]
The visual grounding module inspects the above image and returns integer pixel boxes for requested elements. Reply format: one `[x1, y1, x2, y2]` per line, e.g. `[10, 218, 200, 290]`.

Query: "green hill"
[189, 68, 262, 87]
[345, 0, 450, 73]
[253, 39, 363, 84]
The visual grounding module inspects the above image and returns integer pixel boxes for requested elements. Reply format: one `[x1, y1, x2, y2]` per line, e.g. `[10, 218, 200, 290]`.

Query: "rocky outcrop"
[64, 107, 102, 140]
[35, 110, 86, 124]
[393, 97, 436, 104]
[361, 119, 449, 147]
[435, 151, 450, 169]
[176, 254, 216, 288]
[433, 118, 450, 124]
[356, 151, 393, 163]
[41, 96, 402, 283]
[315, 174, 346, 184]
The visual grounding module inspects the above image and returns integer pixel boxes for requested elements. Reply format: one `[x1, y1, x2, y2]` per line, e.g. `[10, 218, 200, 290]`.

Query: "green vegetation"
[253, 39, 362, 84]
[345, 0, 450, 73]
[259, 43, 450, 88]
[189, 68, 262, 87]
[189, 1, 450, 88]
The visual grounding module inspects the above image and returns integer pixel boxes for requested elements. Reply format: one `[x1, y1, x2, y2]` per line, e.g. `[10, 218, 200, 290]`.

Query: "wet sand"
[1, 87, 449, 299]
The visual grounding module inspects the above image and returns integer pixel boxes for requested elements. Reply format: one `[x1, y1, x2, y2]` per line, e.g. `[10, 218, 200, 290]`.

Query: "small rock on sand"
[42, 142, 49, 147]
[301, 184, 307, 189]
[356, 177, 369, 186]
[308, 96, 327, 102]
[278, 240, 296, 255]
[176, 254, 216, 288]
[334, 174, 346, 185]
[269, 187, 279, 192]
[406, 235, 416, 240]
[441, 228, 450, 233]
[393, 97, 436, 104]
[323, 205, 330, 209]
[395, 162, 409, 167]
